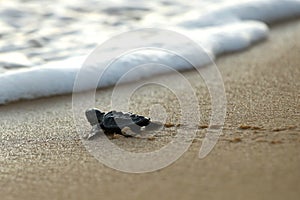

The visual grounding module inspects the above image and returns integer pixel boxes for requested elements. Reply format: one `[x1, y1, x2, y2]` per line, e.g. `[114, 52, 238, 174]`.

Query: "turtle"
[84, 108, 162, 139]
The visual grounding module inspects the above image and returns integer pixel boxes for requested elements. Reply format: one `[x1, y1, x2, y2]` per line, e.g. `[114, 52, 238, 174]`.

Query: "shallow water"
[0, 0, 300, 104]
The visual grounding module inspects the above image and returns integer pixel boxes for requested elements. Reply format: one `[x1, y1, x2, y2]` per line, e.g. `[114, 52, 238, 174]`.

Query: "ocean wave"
[0, 0, 299, 104]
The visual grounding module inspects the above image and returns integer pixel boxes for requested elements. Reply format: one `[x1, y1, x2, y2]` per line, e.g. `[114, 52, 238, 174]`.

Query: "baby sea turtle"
[84, 108, 162, 139]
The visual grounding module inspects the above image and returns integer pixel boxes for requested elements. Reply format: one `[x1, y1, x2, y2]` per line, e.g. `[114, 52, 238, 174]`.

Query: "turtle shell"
[101, 111, 150, 131]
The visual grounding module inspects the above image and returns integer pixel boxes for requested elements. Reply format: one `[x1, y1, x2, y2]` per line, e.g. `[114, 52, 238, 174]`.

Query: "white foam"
[179, 0, 300, 28]
[0, 0, 299, 104]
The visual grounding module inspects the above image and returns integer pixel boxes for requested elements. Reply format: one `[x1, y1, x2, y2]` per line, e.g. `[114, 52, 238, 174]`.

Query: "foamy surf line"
[0, 0, 300, 105]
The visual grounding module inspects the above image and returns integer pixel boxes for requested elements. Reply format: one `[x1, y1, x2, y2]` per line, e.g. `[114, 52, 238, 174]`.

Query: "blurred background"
[0, 0, 215, 72]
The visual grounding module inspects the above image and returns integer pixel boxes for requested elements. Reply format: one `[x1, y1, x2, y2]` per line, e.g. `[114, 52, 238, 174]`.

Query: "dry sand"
[1, 20, 300, 200]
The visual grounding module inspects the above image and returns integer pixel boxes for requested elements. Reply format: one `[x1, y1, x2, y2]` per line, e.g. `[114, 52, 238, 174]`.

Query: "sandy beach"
[1, 19, 300, 200]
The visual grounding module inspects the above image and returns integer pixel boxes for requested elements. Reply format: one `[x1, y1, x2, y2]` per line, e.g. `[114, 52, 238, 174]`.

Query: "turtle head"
[85, 108, 105, 126]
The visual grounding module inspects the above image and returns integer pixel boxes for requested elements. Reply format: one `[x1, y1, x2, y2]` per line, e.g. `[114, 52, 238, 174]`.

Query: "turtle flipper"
[121, 126, 155, 139]
[121, 127, 138, 137]
[83, 124, 104, 140]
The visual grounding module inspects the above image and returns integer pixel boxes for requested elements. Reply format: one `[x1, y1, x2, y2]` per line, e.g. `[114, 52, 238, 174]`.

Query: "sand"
[1, 20, 300, 200]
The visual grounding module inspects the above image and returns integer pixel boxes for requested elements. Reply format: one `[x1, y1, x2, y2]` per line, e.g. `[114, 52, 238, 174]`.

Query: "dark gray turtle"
[84, 108, 162, 139]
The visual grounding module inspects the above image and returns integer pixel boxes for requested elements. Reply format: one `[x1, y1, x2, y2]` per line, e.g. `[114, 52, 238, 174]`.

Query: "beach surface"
[1, 20, 300, 200]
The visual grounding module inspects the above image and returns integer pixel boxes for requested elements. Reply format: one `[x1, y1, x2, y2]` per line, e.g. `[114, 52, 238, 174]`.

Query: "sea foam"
[0, 0, 300, 104]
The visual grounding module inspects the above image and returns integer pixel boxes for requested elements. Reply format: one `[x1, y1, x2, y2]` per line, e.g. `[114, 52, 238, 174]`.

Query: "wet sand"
[1, 20, 300, 200]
